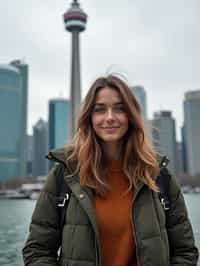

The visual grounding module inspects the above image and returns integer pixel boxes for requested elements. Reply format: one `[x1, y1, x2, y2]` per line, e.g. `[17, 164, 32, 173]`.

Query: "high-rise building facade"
[130, 85, 151, 141]
[130, 86, 147, 120]
[11, 60, 28, 177]
[26, 135, 33, 177]
[48, 99, 70, 150]
[0, 60, 28, 181]
[151, 111, 177, 174]
[184, 90, 200, 175]
[181, 125, 188, 173]
[176, 141, 184, 175]
[63, 0, 87, 137]
[33, 119, 48, 177]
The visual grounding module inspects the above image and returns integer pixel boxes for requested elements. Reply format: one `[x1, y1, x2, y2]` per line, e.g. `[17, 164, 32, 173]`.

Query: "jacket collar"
[46, 147, 67, 165]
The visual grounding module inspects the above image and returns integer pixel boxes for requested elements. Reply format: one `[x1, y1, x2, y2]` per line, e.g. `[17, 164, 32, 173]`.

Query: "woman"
[23, 75, 198, 266]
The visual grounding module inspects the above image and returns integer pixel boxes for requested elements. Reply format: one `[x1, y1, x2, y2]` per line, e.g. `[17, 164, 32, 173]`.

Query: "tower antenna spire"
[72, 0, 79, 7]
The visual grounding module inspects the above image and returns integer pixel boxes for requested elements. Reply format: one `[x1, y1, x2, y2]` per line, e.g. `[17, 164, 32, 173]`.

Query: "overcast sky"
[1, 0, 200, 140]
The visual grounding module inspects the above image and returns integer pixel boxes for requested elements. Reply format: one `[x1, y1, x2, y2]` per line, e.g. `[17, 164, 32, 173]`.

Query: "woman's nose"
[106, 109, 114, 120]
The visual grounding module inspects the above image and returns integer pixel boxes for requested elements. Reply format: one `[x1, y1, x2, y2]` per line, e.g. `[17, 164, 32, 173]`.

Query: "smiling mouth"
[102, 127, 120, 129]
[101, 127, 120, 133]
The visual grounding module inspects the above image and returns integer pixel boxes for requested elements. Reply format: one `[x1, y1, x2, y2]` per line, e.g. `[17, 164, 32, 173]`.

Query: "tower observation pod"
[63, 0, 88, 138]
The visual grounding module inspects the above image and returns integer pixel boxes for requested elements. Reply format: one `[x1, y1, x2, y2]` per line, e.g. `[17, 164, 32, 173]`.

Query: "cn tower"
[63, 0, 87, 138]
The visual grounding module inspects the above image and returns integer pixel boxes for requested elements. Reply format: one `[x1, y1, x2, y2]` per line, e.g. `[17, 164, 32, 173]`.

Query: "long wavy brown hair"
[66, 74, 160, 195]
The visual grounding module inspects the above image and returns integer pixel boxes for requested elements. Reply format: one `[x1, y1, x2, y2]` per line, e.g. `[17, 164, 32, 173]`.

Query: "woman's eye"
[114, 106, 125, 112]
[93, 105, 125, 113]
[93, 107, 105, 113]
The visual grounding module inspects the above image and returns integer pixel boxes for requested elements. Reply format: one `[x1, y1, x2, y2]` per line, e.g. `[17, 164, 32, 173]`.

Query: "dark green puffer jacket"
[22, 148, 199, 266]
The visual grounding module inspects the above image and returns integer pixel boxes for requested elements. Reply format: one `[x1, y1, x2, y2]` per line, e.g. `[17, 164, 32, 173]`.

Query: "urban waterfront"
[0, 195, 199, 266]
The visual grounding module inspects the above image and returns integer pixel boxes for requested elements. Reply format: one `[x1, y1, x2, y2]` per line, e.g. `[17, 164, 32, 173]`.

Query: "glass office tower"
[0, 60, 28, 180]
[130, 86, 147, 120]
[151, 111, 177, 174]
[184, 90, 200, 175]
[33, 119, 48, 177]
[48, 99, 70, 150]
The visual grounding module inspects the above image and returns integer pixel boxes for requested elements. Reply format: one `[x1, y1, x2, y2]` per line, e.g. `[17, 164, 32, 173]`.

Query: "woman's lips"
[102, 127, 119, 133]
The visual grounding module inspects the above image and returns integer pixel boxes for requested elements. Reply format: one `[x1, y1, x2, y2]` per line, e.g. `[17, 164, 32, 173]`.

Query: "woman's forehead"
[94, 87, 122, 103]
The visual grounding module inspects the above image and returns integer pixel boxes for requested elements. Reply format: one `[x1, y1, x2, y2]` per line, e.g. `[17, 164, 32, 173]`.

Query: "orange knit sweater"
[94, 161, 137, 266]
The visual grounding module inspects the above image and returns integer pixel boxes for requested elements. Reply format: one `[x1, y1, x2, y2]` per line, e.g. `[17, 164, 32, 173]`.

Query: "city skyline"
[1, 0, 200, 140]
[0, 60, 199, 178]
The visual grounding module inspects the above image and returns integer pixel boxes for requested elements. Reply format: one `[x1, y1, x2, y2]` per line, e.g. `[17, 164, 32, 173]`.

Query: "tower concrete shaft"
[63, 0, 87, 138]
[70, 30, 81, 136]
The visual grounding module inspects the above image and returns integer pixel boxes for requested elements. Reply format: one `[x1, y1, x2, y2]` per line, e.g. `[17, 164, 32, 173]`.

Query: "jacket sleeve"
[167, 174, 199, 266]
[22, 165, 62, 266]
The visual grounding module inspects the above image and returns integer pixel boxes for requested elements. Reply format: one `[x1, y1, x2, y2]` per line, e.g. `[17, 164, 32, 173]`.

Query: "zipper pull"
[160, 197, 170, 210]
[159, 156, 170, 168]
[57, 193, 70, 207]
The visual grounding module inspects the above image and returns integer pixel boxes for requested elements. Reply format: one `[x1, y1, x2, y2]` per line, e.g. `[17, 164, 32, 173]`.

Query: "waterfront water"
[0, 195, 199, 266]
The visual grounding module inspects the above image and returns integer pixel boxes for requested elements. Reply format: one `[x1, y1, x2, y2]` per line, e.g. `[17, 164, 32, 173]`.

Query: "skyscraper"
[130, 85, 151, 141]
[181, 125, 188, 173]
[176, 141, 184, 175]
[151, 111, 177, 174]
[130, 86, 147, 120]
[11, 60, 28, 177]
[0, 60, 28, 180]
[26, 134, 33, 177]
[48, 98, 70, 150]
[63, 0, 87, 137]
[33, 119, 48, 177]
[184, 90, 200, 175]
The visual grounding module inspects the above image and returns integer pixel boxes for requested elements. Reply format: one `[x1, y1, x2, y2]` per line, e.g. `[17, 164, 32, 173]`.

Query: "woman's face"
[91, 87, 129, 146]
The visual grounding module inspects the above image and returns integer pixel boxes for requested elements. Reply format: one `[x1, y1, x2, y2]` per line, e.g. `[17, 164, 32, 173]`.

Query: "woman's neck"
[102, 141, 122, 161]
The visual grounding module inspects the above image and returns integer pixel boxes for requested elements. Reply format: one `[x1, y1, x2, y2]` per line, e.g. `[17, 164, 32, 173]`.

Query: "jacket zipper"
[131, 183, 144, 266]
[95, 238, 100, 266]
[94, 229, 103, 266]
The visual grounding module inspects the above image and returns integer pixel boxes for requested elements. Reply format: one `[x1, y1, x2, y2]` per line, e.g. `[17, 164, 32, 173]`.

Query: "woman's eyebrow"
[114, 102, 124, 105]
[94, 102, 124, 106]
[94, 103, 105, 106]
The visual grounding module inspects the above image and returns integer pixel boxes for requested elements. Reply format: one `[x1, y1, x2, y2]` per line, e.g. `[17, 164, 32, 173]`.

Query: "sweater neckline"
[107, 159, 123, 172]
